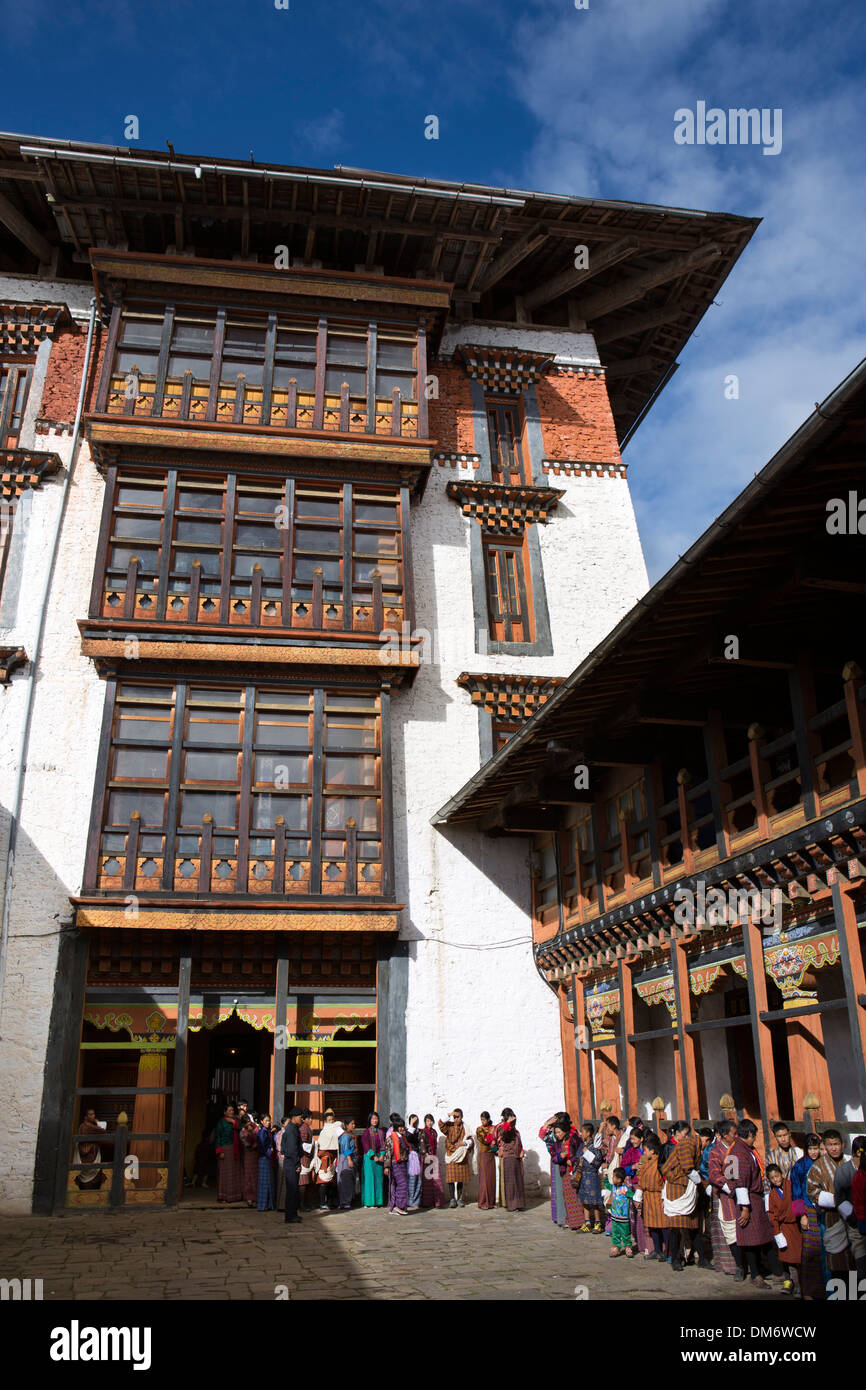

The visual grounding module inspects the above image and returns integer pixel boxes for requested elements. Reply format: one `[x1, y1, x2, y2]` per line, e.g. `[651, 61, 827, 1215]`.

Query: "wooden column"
[747, 725, 771, 839]
[558, 983, 580, 1118]
[789, 654, 819, 820]
[786, 1005, 833, 1121]
[703, 711, 731, 858]
[166, 951, 191, 1205]
[843, 662, 866, 798]
[671, 934, 700, 1121]
[272, 955, 289, 1122]
[573, 977, 593, 1122]
[830, 878, 866, 1117]
[740, 919, 778, 1149]
[618, 958, 637, 1119]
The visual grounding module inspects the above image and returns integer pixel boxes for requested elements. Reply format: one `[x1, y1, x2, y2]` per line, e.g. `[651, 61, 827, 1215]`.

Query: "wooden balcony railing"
[96, 813, 382, 898]
[104, 371, 420, 438]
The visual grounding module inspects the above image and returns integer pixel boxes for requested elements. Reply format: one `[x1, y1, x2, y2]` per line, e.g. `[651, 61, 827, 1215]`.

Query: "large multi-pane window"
[88, 680, 389, 898]
[91, 466, 408, 635]
[483, 538, 533, 643]
[99, 303, 421, 437]
[486, 398, 527, 485]
[0, 361, 34, 448]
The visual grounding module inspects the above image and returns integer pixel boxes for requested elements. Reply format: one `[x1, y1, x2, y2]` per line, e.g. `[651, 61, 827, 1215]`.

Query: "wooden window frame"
[483, 535, 533, 644]
[91, 466, 408, 636]
[98, 301, 421, 438]
[85, 679, 389, 900]
[486, 396, 528, 485]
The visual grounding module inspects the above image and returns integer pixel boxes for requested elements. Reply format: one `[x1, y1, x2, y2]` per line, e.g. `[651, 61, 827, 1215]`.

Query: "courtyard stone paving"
[0, 1195, 787, 1301]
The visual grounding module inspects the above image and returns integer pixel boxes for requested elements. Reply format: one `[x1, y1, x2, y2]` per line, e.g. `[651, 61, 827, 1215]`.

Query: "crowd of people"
[194, 1100, 866, 1299]
[539, 1112, 866, 1298]
[202, 1103, 526, 1220]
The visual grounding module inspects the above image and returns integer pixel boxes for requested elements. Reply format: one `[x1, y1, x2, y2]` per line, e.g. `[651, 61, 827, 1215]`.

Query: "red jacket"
[853, 1166, 866, 1223]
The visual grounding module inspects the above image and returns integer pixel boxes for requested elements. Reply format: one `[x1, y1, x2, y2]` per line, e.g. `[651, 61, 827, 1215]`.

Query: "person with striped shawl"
[660, 1119, 702, 1272]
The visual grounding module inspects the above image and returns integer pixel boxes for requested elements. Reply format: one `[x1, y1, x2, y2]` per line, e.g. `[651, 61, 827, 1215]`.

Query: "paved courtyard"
[0, 1196, 787, 1301]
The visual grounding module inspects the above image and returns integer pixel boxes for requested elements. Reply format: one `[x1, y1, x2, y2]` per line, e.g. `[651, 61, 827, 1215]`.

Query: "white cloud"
[508, 0, 866, 579]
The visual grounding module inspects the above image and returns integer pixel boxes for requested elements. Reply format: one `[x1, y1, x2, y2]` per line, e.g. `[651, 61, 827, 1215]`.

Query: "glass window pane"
[254, 753, 309, 784]
[295, 496, 340, 520]
[353, 559, 399, 584]
[116, 716, 171, 742]
[109, 545, 159, 574]
[294, 556, 340, 584]
[223, 360, 263, 386]
[377, 371, 416, 399]
[115, 349, 158, 375]
[273, 364, 315, 391]
[172, 548, 221, 576]
[177, 488, 224, 511]
[276, 329, 317, 357]
[233, 552, 280, 579]
[113, 747, 168, 780]
[254, 717, 309, 746]
[377, 340, 415, 368]
[353, 529, 399, 556]
[186, 718, 241, 745]
[324, 714, 377, 748]
[184, 750, 239, 782]
[113, 515, 162, 541]
[180, 792, 237, 827]
[120, 318, 164, 346]
[252, 795, 308, 830]
[325, 367, 366, 393]
[325, 755, 377, 787]
[168, 355, 211, 379]
[354, 501, 398, 524]
[295, 526, 341, 552]
[116, 484, 163, 509]
[175, 519, 223, 544]
[107, 790, 165, 826]
[172, 323, 214, 351]
[323, 797, 378, 833]
[327, 334, 367, 365]
[234, 521, 281, 549]
[224, 325, 266, 354]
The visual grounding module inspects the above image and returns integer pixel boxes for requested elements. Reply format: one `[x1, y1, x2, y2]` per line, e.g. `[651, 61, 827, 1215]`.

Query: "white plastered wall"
[392, 333, 649, 1190]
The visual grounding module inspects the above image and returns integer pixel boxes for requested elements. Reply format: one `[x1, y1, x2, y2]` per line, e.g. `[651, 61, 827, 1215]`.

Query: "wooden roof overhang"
[434, 354, 866, 829]
[88, 247, 453, 327]
[536, 798, 866, 983]
[0, 133, 759, 444]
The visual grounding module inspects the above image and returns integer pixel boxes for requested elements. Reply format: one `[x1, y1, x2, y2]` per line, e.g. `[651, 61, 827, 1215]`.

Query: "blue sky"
[2, 0, 866, 580]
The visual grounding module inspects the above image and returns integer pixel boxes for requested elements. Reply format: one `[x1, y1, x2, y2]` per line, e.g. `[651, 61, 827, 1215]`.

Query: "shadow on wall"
[0, 800, 81, 1214]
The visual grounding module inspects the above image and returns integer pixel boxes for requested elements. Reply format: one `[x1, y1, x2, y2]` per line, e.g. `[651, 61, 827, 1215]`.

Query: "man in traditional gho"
[729, 1119, 777, 1287]
[73, 1108, 107, 1192]
[767, 1121, 804, 1183]
[706, 1119, 744, 1278]
[808, 1128, 866, 1276]
[833, 1134, 866, 1281]
[316, 1109, 343, 1211]
[438, 1107, 473, 1207]
[660, 1120, 702, 1272]
[282, 1106, 304, 1225]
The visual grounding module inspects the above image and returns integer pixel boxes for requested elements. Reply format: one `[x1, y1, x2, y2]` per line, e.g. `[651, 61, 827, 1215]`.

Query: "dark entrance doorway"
[182, 1014, 274, 1190]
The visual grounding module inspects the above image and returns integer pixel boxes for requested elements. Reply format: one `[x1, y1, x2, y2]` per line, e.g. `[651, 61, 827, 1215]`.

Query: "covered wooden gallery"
[435, 356, 866, 1148]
